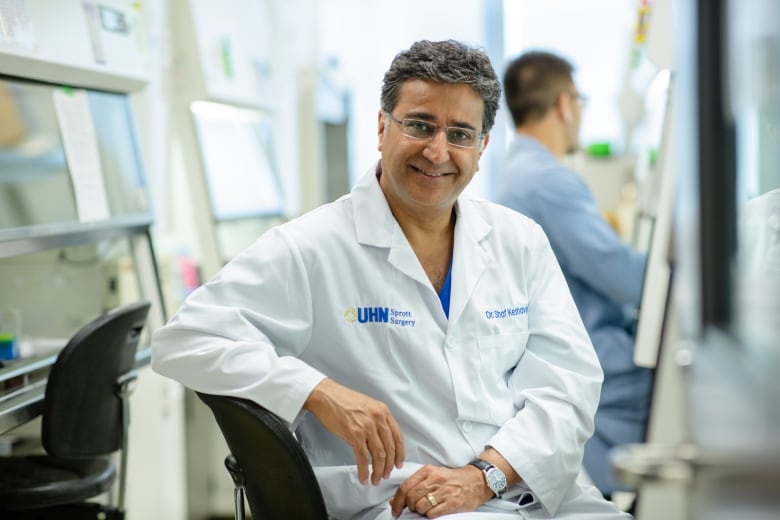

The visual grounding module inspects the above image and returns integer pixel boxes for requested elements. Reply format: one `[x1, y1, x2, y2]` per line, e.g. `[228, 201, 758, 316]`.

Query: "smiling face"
[377, 79, 489, 222]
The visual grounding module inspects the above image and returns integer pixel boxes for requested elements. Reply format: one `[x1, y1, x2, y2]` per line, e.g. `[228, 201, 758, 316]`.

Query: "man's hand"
[304, 378, 404, 485]
[389, 464, 492, 518]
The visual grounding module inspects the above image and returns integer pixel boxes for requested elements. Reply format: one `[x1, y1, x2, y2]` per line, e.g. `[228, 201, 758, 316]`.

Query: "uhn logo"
[357, 307, 389, 323]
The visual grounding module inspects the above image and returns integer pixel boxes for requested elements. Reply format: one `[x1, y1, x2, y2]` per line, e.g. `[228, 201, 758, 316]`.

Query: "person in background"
[496, 50, 653, 500]
[152, 40, 630, 519]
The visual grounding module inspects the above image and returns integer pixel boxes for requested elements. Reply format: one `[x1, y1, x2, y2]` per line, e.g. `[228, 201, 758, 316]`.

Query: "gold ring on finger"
[426, 492, 438, 507]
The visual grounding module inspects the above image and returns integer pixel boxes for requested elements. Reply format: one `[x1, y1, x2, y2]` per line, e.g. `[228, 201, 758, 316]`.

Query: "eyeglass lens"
[394, 117, 479, 148]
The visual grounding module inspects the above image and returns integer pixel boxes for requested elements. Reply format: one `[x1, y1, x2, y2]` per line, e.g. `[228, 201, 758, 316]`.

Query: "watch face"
[486, 467, 507, 494]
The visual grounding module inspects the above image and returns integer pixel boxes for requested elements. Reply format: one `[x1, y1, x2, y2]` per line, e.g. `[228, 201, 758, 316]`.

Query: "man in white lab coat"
[152, 40, 630, 519]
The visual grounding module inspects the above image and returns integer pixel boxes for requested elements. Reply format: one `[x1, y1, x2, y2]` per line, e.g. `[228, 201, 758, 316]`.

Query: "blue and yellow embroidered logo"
[343, 307, 416, 327]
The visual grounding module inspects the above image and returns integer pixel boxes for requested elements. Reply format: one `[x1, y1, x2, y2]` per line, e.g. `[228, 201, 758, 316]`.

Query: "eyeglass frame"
[566, 90, 588, 107]
[384, 112, 486, 150]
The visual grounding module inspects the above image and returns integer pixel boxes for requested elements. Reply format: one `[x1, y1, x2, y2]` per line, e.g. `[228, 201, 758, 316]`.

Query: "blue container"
[0, 334, 18, 360]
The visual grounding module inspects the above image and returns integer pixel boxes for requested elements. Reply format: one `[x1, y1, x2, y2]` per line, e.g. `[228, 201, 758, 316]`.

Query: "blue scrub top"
[438, 256, 453, 318]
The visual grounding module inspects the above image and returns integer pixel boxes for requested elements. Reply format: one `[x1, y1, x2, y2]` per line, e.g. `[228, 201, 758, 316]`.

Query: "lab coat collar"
[352, 164, 395, 248]
[352, 164, 493, 324]
[449, 193, 492, 324]
[352, 165, 430, 289]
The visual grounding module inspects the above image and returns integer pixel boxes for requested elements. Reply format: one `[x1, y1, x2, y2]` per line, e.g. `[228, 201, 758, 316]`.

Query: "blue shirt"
[496, 134, 652, 493]
[497, 135, 647, 334]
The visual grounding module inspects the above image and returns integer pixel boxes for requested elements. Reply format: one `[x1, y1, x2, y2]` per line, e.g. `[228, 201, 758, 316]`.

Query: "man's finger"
[376, 420, 396, 479]
[354, 439, 371, 485]
[366, 431, 387, 485]
[388, 413, 405, 468]
[389, 468, 426, 515]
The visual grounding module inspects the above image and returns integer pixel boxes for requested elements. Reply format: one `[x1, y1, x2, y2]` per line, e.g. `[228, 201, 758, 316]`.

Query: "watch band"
[468, 458, 493, 473]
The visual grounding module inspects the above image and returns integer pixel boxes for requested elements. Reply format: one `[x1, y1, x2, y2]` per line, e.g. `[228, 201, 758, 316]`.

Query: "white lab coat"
[152, 168, 626, 519]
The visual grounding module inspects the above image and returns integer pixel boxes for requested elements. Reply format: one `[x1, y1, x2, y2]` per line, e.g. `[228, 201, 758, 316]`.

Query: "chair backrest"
[41, 300, 151, 458]
[196, 392, 329, 520]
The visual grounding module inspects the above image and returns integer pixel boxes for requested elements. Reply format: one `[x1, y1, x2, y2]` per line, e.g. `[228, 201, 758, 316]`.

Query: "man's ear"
[557, 92, 573, 124]
[377, 110, 386, 151]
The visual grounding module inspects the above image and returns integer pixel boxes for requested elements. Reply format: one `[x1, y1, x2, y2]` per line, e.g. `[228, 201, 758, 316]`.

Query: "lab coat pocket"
[477, 332, 529, 424]
[451, 332, 528, 426]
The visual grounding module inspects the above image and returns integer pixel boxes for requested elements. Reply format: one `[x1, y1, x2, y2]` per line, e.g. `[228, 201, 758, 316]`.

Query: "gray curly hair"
[380, 40, 502, 135]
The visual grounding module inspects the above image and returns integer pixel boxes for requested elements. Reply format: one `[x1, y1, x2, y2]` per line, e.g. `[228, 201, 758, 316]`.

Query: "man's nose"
[422, 130, 451, 163]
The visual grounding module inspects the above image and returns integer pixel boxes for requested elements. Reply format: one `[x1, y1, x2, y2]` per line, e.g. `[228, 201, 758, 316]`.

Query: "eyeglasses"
[385, 113, 484, 149]
[569, 91, 588, 107]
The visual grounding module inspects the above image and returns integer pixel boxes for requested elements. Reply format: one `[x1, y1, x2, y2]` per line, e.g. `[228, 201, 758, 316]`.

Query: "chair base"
[0, 502, 124, 519]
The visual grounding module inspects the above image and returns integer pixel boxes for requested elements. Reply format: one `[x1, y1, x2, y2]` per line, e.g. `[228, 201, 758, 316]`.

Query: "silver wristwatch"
[468, 458, 508, 499]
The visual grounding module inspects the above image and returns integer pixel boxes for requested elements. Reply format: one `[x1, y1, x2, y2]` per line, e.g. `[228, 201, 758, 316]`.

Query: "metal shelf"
[611, 442, 780, 488]
[0, 215, 153, 259]
[0, 352, 60, 385]
[0, 346, 153, 435]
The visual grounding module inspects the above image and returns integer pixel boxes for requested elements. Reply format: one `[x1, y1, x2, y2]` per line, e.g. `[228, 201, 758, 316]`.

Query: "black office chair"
[0, 300, 151, 519]
[196, 392, 330, 520]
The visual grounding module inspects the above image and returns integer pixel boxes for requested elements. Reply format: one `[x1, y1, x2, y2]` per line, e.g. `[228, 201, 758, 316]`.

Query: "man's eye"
[449, 129, 473, 142]
[407, 120, 433, 134]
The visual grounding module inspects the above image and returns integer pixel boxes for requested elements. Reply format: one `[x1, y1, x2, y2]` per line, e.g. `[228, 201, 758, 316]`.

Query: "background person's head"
[380, 40, 502, 136]
[503, 51, 583, 155]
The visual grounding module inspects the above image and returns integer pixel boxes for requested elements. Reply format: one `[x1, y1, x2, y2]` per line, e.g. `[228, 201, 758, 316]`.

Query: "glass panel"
[190, 101, 284, 220]
[0, 80, 74, 227]
[0, 237, 135, 346]
[0, 78, 151, 230]
[729, 0, 780, 357]
[87, 90, 150, 218]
